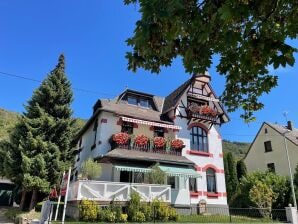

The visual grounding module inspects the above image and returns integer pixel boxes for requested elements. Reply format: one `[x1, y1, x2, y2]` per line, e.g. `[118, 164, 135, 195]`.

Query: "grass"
[178, 214, 278, 223]
[51, 214, 281, 224]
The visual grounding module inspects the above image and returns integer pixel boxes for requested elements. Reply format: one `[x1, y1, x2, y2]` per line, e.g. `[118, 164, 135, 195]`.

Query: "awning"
[159, 165, 201, 178]
[121, 116, 182, 130]
[114, 165, 151, 173]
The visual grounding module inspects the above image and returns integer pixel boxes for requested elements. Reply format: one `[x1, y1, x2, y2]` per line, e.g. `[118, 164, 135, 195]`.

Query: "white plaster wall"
[174, 91, 227, 206]
[244, 123, 298, 177]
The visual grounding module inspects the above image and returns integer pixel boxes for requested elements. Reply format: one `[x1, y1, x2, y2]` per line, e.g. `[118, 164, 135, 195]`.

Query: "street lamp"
[283, 130, 297, 208]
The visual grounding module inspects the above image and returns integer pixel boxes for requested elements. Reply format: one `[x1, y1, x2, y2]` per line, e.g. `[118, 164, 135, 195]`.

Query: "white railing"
[68, 180, 171, 203]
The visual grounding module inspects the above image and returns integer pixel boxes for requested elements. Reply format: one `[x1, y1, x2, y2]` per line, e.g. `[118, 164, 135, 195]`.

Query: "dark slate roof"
[162, 78, 193, 113]
[267, 122, 298, 146]
[104, 148, 195, 165]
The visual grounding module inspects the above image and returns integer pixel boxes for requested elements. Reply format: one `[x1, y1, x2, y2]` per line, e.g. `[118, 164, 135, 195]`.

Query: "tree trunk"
[19, 189, 27, 211]
[29, 189, 37, 211]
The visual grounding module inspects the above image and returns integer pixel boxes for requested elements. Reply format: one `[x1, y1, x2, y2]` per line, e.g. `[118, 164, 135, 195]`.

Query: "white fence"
[68, 180, 171, 203]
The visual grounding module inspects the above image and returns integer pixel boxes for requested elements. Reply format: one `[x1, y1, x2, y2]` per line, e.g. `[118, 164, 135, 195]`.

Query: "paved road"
[0, 207, 14, 224]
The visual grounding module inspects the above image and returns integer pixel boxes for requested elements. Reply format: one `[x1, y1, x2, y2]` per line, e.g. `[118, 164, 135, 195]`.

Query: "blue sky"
[0, 1, 297, 143]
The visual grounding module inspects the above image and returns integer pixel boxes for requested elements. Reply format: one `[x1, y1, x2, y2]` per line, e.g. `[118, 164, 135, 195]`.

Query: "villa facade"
[68, 73, 229, 214]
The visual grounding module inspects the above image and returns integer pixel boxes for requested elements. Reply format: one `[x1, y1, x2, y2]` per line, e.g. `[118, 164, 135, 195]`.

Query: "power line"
[0, 71, 116, 97]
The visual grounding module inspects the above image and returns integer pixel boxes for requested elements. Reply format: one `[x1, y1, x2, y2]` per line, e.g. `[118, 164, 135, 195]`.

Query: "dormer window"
[128, 96, 138, 106]
[127, 95, 151, 109]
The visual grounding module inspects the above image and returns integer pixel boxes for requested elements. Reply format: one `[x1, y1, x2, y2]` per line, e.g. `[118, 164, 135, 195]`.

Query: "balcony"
[110, 133, 184, 156]
[68, 180, 171, 203]
[185, 105, 218, 122]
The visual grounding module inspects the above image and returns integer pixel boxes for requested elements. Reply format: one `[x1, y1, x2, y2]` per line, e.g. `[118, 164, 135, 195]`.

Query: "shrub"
[132, 211, 146, 222]
[141, 204, 152, 221]
[106, 210, 116, 223]
[168, 207, 178, 221]
[119, 213, 128, 223]
[79, 199, 98, 221]
[127, 191, 141, 221]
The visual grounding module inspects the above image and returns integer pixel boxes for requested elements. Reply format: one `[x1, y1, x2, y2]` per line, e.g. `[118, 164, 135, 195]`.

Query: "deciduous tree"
[124, 0, 298, 120]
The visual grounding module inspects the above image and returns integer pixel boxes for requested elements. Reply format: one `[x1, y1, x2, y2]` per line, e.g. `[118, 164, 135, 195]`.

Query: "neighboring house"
[68, 73, 229, 216]
[244, 121, 298, 176]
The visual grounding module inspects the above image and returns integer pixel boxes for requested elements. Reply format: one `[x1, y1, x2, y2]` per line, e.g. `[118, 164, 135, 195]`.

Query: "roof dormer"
[117, 89, 158, 111]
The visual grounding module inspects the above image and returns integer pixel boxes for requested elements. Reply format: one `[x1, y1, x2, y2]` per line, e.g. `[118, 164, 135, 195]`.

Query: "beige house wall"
[244, 123, 298, 176]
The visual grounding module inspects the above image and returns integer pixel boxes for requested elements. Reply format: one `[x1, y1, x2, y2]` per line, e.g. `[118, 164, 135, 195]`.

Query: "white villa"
[68, 73, 229, 215]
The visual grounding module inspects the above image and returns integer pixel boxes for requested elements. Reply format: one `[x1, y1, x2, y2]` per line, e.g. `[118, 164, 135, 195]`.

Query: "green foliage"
[79, 199, 99, 221]
[127, 191, 141, 221]
[124, 0, 298, 119]
[147, 163, 166, 184]
[132, 211, 146, 222]
[119, 213, 128, 223]
[294, 163, 298, 187]
[249, 181, 277, 213]
[0, 108, 19, 141]
[236, 159, 247, 181]
[1, 54, 79, 210]
[80, 158, 102, 180]
[224, 152, 238, 203]
[222, 140, 250, 159]
[233, 171, 290, 208]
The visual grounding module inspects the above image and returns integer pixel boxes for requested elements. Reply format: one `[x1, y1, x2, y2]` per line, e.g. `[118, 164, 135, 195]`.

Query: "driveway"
[0, 207, 14, 224]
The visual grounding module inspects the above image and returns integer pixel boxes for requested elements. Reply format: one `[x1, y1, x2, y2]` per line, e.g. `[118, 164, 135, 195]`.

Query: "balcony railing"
[111, 140, 183, 156]
[68, 180, 171, 203]
[185, 108, 218, 122]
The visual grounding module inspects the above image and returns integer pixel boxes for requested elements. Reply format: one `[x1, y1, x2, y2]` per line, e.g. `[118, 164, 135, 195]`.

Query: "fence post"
[229, 208, 232, 223]
[285, 205, 298, 224]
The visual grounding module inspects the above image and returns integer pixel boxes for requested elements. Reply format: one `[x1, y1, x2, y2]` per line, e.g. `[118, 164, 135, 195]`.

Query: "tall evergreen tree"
[236, 159, 247, 181]
[2, 54, 76, 210]
[224, 152, 238, 203]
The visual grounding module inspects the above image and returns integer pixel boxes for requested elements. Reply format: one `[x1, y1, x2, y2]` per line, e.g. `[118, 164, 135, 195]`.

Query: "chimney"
[287, 120, 293, 131]
[194, 71, 211, 83]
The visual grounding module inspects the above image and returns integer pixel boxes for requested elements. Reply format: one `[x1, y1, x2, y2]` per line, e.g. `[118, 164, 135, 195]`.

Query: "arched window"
[206, 168, 216, 193]
[190, 126, 208, 152]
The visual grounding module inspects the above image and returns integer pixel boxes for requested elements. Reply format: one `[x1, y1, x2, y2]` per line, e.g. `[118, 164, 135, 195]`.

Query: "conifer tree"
[2, 54, 76, 210]
[236, 159, 247, 181]
[224, 152, 238, 203]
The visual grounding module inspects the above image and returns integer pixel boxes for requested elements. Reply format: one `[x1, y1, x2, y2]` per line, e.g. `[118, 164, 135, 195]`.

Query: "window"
[139, 99, 149, 108]
[91, 118, 98, 150]
[190, 126, 208, 152]
[121, 122, 134, 134]
[119, 171, 144, 183]
[79, 138, 82, 147]
[154, 127, 164, 137]
[189, 178, 197, 192]
[264, 128, 268, 134]
[264, 141, 272, 152]
[133, 172, 144, 183]
[167, 176, 176, 189]
[267, 163, 275, 173]
[206, 168, 216, 193]
[128, 96, 138, 106]
[127, 95, 151, 109]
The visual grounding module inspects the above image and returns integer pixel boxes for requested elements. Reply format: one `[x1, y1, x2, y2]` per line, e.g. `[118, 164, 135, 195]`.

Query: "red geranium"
[171, 139, 184, 150]
[113, 132, 130, 145]
[153, 137, 166, 148]
[135, 134, 148, 146]
[199, 105, 217, 117]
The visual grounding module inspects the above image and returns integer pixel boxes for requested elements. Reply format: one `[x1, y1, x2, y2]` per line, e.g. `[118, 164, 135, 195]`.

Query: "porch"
[68, 180, 171, 203]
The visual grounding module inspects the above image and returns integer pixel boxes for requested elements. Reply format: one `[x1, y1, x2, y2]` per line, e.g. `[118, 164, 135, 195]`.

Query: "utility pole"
[283, 129, 297, 208]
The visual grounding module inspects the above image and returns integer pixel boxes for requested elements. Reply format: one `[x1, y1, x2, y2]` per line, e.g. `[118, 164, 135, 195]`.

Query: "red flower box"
[113, 132, 130, 145]
[135, 134, 148, 146]
[153, 137, 166, 148]
[171, 139, 184, 150]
